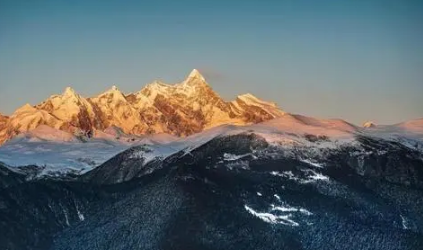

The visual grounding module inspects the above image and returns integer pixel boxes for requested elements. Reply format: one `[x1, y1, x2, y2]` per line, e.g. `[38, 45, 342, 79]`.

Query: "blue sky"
[1, 0, 422, 124]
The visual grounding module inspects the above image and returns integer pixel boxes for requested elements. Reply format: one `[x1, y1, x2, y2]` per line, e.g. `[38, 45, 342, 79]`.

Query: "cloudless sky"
[1, 0, 422, 125]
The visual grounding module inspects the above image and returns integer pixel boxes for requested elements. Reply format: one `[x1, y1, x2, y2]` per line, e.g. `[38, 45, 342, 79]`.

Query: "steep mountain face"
[0, 69, 285, 144]
[88, 86, 150, 134]
[128, 69, 243, 136]
[0, 104, 65, 145]
[36, 87, 101, 133]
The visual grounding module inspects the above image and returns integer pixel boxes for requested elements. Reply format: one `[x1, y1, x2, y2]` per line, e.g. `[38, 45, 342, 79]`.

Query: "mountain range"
[0, 69, 285, 145]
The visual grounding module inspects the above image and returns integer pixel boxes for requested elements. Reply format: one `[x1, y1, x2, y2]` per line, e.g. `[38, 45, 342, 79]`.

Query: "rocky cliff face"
[0, 69, 285, 144]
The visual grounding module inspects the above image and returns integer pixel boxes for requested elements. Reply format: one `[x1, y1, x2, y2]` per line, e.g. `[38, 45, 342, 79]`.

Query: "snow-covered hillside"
[1, 111, 422, 179]
[0, 126, 179, 178]
[361, 118, 423, 151]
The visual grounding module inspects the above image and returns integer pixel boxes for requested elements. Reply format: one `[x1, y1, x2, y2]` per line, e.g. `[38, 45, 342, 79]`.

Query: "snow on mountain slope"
[136, 133, 179, 145]
[291, 114, 358, 132]
[362, 118, 423, 136]
[0, 69, 285, 145]
[11, 125, 78, 143]
[135, 114, 423, 161]
[2, 112, 423, 178]
[144, 113, 362, 162]
[216, 113, 359, 143]
[231, 93, 285, 119]
[0, 113, 351, 178]
[133, 69, 240, 135]
[0, 124, 183, 178]
[3, 126, 423, 250]
[165, 114, 423, 169]
[0, 139, 129, 178]
[0, 104, 65, 145]
[360, 118, 423, 151]
[10, 104, 65, 131]
[397, 118, 423, 133]
[36, 87, 99, 132]
[88, 86, 149, 134]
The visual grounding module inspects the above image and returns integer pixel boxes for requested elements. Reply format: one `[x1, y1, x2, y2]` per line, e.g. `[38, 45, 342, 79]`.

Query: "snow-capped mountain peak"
[0, 69, 287, 144]
[15, 103, 37, 114]
[62, 86, 79, 98]
[98, 85, 126, 99]
[139, 80, 171, 100]
[55, 87, 88, 107]
[187, 68, 206, 81]
[182, 69, 209, 88]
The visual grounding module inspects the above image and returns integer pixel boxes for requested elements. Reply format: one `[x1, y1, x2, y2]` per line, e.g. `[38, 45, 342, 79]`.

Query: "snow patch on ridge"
[400, 215, 408, 230]
[222, 153, 251, 161]
[300, 159, 324, 168]
[246, 189, 314, 226]
[244, 205, 300, 226]
[270, 170, 330, 184]
[244, 201, 313, 227]
[129, 143, 181, 165]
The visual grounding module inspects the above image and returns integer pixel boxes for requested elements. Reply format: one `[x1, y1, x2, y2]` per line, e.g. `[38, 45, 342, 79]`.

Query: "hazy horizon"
[1, 0, 422, 125]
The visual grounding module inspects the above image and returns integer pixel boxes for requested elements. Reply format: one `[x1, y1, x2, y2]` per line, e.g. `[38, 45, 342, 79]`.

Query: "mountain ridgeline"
[0, 69, 284, 145]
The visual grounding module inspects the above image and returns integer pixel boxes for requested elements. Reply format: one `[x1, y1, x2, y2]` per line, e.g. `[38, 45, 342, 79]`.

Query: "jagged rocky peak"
[139, 80, 171, 100]
[14, 103, 37, 114]
[182, 69, 209, 87]
[187, 68, 206, 81]
[139, 69, 214, 100]
[97, 85, 126, 99]
[55, 86, 87, 106]
[106, 85, 121, 93]
[39, 86, 89, 111]
[62, 86, 78, 97]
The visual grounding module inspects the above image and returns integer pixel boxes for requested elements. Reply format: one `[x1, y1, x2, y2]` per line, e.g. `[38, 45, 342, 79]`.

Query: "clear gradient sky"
[1, 0, 422, 125]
